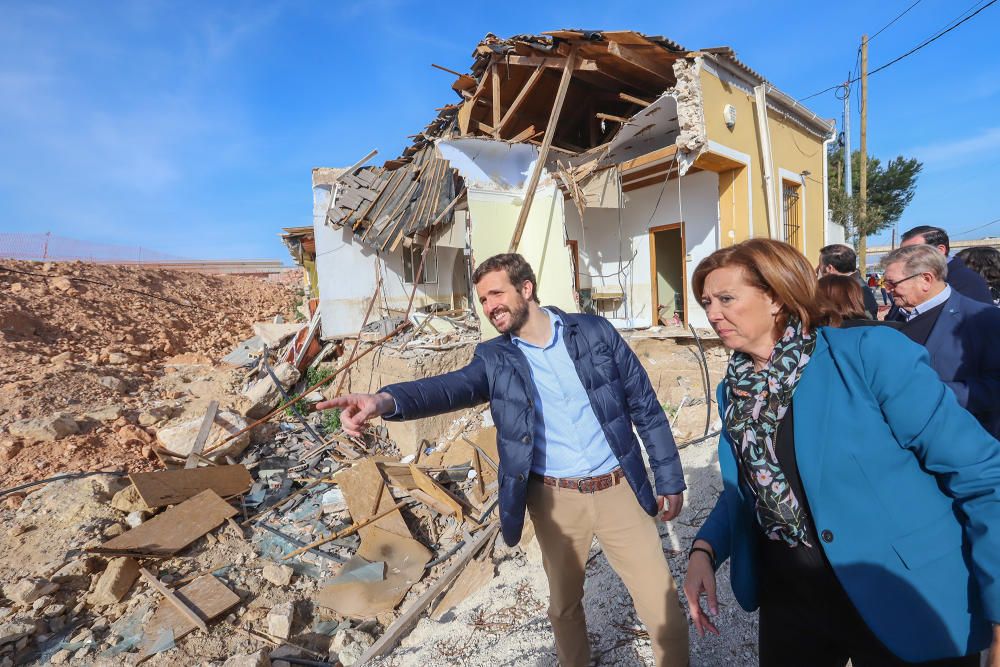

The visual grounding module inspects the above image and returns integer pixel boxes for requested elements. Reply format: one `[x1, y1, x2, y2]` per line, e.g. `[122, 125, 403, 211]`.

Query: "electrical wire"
[954, 217, 1000, 236]
[869, 0, 925, 42]
[798, 0, 997, 102]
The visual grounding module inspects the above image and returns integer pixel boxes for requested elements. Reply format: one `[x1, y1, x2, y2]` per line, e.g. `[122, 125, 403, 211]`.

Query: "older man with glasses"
[881, 244, 1000, 437]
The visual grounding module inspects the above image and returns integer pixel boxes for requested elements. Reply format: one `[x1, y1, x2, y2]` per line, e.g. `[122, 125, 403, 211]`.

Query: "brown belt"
[529, 467, 625, 494]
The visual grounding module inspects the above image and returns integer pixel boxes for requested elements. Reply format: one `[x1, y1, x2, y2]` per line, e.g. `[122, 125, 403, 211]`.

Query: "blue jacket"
[925, 289, 1000, 438]
[381, 308, 686, 546]
[696, 326, 1000, 662]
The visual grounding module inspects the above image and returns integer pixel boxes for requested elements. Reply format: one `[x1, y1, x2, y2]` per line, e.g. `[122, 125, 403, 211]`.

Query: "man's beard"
[490, 297, 530, 334]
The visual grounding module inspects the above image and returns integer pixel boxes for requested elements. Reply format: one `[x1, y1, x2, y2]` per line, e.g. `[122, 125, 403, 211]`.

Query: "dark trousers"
[758, 588, 979, 667]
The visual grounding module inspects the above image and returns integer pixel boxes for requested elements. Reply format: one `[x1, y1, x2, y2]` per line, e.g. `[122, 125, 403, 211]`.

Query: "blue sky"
[1, 1, 998, 261]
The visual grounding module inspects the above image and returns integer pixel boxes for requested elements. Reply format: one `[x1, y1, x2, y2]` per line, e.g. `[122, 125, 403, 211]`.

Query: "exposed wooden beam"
[496, 65, 545, 137]
[431, 63, 463, 77]
[507, 124, 539, 143]
[596, 112, 631, 124]
[491, 61, 501, 138]
[619, 92, 654, 106]
[510, 46, 578, 252]
[606, 41, 675, 83]
[504, 55, 598, 71]
[618, 144, 679, 173]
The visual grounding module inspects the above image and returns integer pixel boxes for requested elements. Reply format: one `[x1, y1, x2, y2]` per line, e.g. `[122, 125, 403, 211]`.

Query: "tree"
[827, 146, 922, 257]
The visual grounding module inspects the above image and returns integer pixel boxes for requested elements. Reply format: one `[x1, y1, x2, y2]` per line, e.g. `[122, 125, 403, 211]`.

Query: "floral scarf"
[724, 317, 816, 547]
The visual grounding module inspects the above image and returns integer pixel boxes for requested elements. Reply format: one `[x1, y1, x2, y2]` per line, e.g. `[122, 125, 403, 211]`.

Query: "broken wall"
[563, 170, 719, 328]
[312, 184, 465, 339]
[438, 138, 578, 340]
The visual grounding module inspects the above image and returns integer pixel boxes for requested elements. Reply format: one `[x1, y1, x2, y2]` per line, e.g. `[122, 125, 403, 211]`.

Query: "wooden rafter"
[495, 65, 544, 137]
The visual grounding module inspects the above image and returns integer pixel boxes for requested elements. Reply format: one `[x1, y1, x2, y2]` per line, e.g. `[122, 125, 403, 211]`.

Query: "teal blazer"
[697, 326, 1000, 662]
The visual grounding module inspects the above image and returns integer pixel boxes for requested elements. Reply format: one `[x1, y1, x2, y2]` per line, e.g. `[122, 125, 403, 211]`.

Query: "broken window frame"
[403, 244, 439, 285]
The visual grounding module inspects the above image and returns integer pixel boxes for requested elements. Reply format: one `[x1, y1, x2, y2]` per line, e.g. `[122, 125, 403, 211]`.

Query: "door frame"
[649, 222, 687, 326]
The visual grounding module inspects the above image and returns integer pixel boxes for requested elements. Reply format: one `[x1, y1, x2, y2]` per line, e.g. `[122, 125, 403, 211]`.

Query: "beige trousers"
[526, 477, 689, 667]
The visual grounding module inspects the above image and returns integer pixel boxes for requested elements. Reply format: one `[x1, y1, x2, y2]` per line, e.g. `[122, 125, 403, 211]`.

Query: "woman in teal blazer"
[684, 239, 1000, 666]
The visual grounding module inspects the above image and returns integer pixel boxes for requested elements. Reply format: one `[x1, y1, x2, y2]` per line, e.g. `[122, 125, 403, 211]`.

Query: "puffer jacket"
[381, 307, 686, 546]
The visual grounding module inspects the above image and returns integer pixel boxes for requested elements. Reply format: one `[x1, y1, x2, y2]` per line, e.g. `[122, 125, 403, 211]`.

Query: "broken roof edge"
[703, 54, 834, 138]
[312, 167, 349, 188]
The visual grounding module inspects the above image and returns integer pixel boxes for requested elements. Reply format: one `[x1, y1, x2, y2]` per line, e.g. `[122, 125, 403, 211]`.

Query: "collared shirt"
[902, 284, 951, 321]
[511, 308, 618, 478]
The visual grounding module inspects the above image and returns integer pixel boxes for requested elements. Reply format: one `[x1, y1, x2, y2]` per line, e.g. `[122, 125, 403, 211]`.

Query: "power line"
[869, 0, 924, 41]
[798, 0, 997, 102]
[955, 218, 1000, 237]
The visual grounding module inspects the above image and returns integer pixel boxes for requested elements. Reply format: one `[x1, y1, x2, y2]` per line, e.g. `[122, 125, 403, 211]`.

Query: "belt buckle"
[576, 478, 586, 493]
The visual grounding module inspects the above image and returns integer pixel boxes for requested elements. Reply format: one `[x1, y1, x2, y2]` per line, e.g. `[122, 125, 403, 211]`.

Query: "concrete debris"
[262, 563, 294, 588]
[223, 650, 271, 667]
[267, 602, 294, 640]
[110, 485, 149, 513]
[242, 362, 300, 419]
[156, 409, 251, 460]
[87, 558, 139, 607]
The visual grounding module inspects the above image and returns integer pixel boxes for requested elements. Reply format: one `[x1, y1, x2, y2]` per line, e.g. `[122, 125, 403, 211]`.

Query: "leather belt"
[529, 467, 625, 494]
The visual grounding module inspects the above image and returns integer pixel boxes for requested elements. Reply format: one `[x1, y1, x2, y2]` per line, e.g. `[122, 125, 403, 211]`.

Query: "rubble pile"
[0, 259, 297, 490]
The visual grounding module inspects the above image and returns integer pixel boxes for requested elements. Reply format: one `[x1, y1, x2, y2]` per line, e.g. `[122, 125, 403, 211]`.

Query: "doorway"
[649, 223, 686, 326]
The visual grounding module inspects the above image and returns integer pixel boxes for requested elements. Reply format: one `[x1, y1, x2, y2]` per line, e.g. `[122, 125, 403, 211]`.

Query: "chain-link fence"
[0, 232, 184, 263]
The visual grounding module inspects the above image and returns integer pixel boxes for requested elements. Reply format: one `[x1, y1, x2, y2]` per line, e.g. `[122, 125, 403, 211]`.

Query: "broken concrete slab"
[243, 363, 300, 419]
[156, 410, 251, 461]
[252, 322, 306, 348]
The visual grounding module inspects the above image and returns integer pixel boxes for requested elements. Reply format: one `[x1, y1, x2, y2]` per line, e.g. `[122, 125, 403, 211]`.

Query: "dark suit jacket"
[925, 290, 1000, 437]
[948, 255, 993, 304]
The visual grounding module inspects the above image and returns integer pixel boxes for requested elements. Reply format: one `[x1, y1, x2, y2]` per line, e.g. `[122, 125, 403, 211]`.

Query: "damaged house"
[307, 29, 837, 335]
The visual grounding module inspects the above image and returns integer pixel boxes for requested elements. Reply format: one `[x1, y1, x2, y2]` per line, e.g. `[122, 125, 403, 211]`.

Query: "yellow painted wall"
[468, 186, 579, 340]
[699, 63, 828, 261]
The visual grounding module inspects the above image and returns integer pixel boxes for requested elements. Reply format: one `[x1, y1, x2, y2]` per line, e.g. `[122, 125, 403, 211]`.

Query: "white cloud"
[907, 127, 1000, 170]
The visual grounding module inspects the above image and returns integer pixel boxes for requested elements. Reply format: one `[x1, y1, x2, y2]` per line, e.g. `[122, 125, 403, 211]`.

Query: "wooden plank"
[139, 567, 208, 632]
[335, 459, 411, 540]
[357, 523, 500, 663]
[507, 124, 539, 144]
[504, 55, 598, 71]
[185, 400, 219, 469]
[619, 92, 653, 107]
[129, 465, 252, 508]
[408, 488, 454, 516]
[101, 489, 237, 556]
[409, 464, 465, 517]
[429, 555, 494, 620]
[496, 66, 544, 138]
[606, 41, 674, 83]
[509, 45, 578, 252]
[596, 112, 631, 124]
[491, 61, 501, 138]
[618, 144, 679, 173]
[138, 575, 239, 661]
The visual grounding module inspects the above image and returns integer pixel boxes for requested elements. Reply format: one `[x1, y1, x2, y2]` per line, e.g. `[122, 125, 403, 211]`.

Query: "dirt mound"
[0, 260, 297, 490]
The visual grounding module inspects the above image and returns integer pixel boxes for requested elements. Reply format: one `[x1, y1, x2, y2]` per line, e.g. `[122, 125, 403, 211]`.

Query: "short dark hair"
[819, 244, 858, 274]
[472, 253, 540, 303]
[901, 225, 950, 255]
[817, 274, 866, 321]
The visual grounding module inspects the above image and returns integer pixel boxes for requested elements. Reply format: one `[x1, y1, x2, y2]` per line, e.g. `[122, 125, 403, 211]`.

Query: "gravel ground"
[373, 435, 760, 667]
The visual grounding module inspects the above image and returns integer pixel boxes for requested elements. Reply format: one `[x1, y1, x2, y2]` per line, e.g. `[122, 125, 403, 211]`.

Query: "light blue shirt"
[905, 284, 952, 321]
[511, 309, 618, 478]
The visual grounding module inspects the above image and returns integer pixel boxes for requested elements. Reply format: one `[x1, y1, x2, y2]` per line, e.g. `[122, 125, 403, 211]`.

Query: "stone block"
[266, 602, 294, 640]
[261, 563, 293, 588]
[156, 409, 250, 460]
[7, 414, 79, 442]
[86, 558, 138, 607]
[222, 650, 271, 667]
[242, 363, 300, 420]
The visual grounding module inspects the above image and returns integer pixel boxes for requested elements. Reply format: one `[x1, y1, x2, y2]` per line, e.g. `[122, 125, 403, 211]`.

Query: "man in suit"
[881, 244, 1000, 437]
[818, 243, 879, 318]
[900, 225, 993, 303]
[317, 253, 689, 667]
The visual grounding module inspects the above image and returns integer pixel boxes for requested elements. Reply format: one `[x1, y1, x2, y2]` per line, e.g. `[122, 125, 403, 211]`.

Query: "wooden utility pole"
[858, 34, 869, 273]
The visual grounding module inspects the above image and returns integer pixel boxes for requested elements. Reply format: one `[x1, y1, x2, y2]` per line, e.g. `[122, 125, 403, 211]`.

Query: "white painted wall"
[312, 184, 465, 340]
[563, 170, 720, 329]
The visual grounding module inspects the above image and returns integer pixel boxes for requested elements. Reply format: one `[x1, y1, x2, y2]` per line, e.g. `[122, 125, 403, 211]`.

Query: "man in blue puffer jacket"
[318, 253, 688, 666]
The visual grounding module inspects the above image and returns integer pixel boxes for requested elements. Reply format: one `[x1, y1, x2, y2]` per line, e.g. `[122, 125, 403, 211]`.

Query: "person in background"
[880, 245, 1000, 437]
[817, 244, 878, 318]
[318, 253, 689, 667]
[817, 274, 901, 330]
[899, 225, 992, 304]
[955, 246, 1000, 305]
[684, 238, 1000, 666]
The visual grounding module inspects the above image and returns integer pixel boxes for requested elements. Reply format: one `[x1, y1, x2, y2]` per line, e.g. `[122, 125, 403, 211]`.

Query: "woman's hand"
[684, 540, 720, 637]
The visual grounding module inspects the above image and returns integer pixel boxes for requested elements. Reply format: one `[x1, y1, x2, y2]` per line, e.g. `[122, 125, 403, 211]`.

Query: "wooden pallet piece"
[137, 574, 240, 661]
[100, 489, 237, 556]
[129, 465, 252, 509]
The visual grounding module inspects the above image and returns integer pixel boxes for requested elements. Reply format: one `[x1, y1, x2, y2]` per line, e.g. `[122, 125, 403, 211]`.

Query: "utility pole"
[842, 76, 852, 242]
[858, 34, 869, 273]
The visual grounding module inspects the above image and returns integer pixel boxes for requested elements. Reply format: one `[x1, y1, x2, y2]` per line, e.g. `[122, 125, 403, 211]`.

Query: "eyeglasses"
[882, 273, 923, 290]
